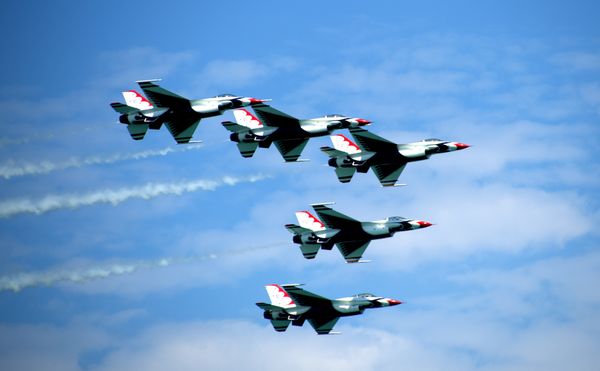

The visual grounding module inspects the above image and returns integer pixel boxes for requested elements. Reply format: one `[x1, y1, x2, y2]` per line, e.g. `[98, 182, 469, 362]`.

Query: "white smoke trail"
[0, 144, 203, 179]
[0, 173, 270, 218]
[0, 243, 283, 292]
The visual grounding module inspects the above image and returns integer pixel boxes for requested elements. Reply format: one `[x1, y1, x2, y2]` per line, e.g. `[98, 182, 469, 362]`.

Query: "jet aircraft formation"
[111, 80, 469, 334]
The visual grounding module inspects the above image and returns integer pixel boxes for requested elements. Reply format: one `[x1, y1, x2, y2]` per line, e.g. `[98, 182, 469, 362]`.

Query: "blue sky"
[0, 1, 599, 370]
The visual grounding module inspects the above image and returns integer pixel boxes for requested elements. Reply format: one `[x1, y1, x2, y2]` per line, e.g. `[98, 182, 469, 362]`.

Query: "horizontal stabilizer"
[236, 142, 259, 158]
[270, 319, 291, 332]
[222, 120, 248, 133]
[320, 146, 347, 158]
[127, 123, 149, 141]
[256, 302, 281, 311]
[285, 224, 313, 235]
[335, 167, 356, 183]
[299, 244, 320, 260]
[110, 102, 138, 114]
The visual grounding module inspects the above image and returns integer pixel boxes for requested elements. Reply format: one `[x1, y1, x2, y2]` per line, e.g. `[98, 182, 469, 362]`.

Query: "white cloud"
[97, 47, 196, 88]
[551, 51, 600, 71]
[194, 57, 302, 91]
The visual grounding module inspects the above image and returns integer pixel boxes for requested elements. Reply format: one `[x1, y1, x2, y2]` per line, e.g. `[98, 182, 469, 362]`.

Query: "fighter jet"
[222, 106, 371, 162]
[285, 202, 432, 263]
[110, 79, 269, 143]
[256, 283, 402, 334]
[321, 128, 470, 186]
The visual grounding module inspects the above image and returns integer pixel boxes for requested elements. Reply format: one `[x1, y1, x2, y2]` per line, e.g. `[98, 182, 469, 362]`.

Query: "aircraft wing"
[164, 117, 201, 144]
[336, 240, 371, 263]
[307, 316, 340, 335]
[137, 80, 190, 109]
[252, 104, 299, 128]
[311, 203, 361, 229]
[282, 284, 331, 307]
[349, 127, 398, 154]
[274, 139, 309, 162]
[372, 163, 407, 187]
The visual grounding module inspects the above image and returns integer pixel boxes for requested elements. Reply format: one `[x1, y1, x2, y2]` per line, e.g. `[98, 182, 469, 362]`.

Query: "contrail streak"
[0, 144, 203, 179]
[0, 243, 283, 292]
[0, 173, 270, 218]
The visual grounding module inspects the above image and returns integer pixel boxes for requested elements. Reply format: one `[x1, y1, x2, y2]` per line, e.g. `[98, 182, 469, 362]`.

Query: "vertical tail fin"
[122, 90, 154, 110]
[331, 134, 361, 154]
[233, 109, 263, 129]
[295, 211, 326, 232]
[265, 284, 296, 308]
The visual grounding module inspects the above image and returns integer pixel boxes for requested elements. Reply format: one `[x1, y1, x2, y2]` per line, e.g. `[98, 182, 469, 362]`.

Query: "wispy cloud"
[0, 243, 280, 292]
[0, 144, 203, 179]
[0, 173, 269, 217]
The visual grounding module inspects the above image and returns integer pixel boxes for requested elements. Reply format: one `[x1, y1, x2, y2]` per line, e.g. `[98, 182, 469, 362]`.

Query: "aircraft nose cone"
[387, 299, 403, 306]
[249, 98, 270, 104]
[356, 118, 371, 125]
[455, 142, 470, 150]
[417, 221, 433, 228]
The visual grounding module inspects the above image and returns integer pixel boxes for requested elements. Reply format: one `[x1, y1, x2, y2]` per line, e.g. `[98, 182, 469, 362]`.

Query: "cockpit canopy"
[213, 93, 237, 98]
[387, 216, 409, 222]
[354, 293, 376, 298]
[422, 138, 442, 142]
[324, 114, 345, 118]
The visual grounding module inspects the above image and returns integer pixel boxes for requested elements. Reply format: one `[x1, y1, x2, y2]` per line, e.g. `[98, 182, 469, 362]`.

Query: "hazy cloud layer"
[2, 252, 598, 371]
